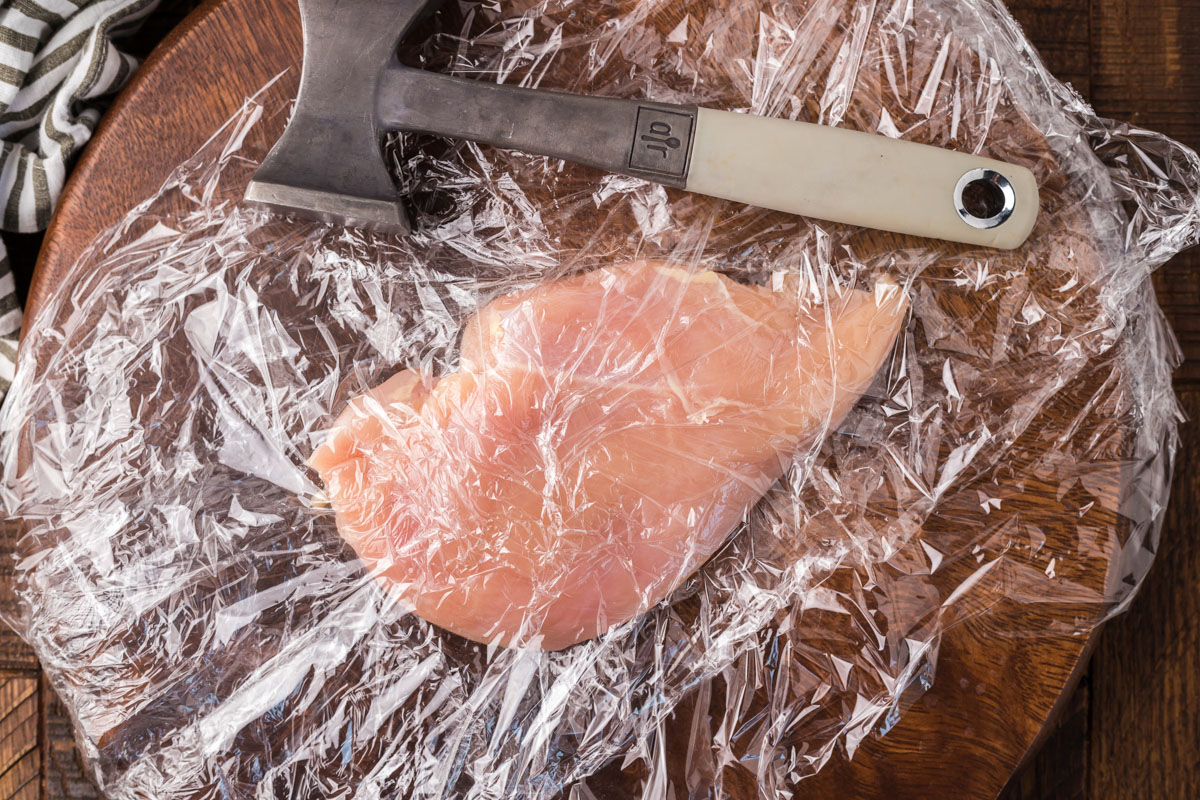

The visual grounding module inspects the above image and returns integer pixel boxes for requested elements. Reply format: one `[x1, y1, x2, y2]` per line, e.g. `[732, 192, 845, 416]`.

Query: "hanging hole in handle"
[955, 169, 1017, 229]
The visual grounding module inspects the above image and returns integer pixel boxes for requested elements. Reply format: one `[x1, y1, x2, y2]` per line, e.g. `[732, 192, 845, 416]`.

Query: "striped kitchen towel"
[0, 0, 160, 398]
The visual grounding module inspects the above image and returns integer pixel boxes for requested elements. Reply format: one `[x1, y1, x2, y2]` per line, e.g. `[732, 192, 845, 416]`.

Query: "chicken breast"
[310, 262, 908, 650]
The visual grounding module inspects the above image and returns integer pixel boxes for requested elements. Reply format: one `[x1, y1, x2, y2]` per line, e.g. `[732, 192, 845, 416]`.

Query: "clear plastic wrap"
[2, 0, 1198, 797]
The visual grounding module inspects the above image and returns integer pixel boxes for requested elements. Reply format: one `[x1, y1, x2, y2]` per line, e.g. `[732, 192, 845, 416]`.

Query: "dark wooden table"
[0, 1, 1197, 798]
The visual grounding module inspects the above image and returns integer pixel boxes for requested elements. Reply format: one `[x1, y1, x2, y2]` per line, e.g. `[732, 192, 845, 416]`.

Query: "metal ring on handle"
[954, 168, 1018, 230]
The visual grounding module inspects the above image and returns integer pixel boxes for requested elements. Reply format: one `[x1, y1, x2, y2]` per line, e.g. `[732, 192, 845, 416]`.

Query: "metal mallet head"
[245, 0, 435, 233]
[246, 0, 1041, 249]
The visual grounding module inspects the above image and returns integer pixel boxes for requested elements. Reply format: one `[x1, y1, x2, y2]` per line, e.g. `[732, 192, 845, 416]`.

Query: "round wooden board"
[26, 0, 1105, 797]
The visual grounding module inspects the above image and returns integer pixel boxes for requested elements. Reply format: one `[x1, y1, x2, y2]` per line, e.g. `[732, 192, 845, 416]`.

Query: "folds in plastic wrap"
[1, 1, 1197, 798]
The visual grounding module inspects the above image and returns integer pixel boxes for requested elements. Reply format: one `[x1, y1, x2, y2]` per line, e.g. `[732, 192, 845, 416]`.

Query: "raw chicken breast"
[310, 262, 908, 650]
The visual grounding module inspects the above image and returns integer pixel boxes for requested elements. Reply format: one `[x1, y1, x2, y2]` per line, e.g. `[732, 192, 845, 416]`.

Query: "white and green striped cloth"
[0, 0, 160, 398]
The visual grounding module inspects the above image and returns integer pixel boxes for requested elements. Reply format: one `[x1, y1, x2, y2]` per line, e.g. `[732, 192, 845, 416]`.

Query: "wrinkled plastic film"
[2, 1, 1197, 798]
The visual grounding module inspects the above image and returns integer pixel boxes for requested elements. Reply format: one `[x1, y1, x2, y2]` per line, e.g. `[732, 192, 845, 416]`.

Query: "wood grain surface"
[1, 1, 1197, 798]
[1001, 1, 1200, 797]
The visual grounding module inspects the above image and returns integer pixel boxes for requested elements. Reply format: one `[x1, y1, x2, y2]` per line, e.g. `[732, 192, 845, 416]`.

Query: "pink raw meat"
[310, 262, 908, 650]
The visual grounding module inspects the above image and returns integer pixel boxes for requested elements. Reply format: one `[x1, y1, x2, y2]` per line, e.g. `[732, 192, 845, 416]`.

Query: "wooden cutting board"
[20, 0, 1129, 797]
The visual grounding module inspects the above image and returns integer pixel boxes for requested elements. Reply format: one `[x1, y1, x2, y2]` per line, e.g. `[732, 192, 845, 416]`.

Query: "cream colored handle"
[685, 108, 1040, 250]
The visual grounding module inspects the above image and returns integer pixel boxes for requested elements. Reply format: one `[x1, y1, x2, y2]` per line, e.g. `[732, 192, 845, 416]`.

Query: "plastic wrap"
[2, 0, 1198, 797]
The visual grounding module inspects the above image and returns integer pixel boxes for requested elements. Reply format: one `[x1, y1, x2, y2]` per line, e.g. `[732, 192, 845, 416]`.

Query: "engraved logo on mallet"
[641, 121, 681, 158]
[629, 108, 693, 177]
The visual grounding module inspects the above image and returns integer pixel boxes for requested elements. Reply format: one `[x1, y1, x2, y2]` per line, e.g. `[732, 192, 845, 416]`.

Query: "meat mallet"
[245, 0, 1041, 249]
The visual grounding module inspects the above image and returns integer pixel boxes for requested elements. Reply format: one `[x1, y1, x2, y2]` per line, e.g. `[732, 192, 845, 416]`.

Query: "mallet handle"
[377, 65, 1040, 249]
[379, 67, 696, 189]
